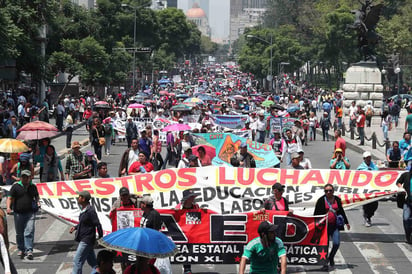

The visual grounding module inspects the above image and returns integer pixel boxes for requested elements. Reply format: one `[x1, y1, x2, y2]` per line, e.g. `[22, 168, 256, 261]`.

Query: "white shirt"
[256, 118, 266, 131]
[128, 149, 139, 171]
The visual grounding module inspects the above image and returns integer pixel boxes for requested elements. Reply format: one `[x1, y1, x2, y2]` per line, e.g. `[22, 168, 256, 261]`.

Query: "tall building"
[71, 0, 95, 9]
[229, 0, 267, 44]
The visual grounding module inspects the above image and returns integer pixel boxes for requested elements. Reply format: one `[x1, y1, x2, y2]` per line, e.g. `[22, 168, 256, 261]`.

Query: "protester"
[95, 162, 110, 178]
[280, 128, 302, 165]
[10, 152, 34, 182]
[91, 118, 105, 160]
[138, 130, 152, 158]
[33, 137, 51, 176]
[6, 170, 39, 260]
[56, 101, 65, 131]
[298, 149, 312, 169]
[381, 109, 392, 141]
[334, 129, 346, 156]
[65, 110, 75, 149]
[125, 116, 138, 148]
[65, 141, 90, 180]
[239, 221, 287, 274]
[396, 169, 412, 244]
[41, 145, 64, 182]
[400, 132, 412, 168]
[330, 148, 351, 169]
[118, 138, 139, 177]
[69, 191, 103, 274]
[124, 256, 160, 274]
[6, 116, 19, 139]
[150, 129, 163, 170]
[90, 250, 115, 274]
[139, 196, 161, 230]
[230, 142, 256, 168]
[103, 118, 113, 156]
[197, 146, 211, 166]
[262, 183, 291, 213]
[110, 187, 140, 220]
[85, 150, 99, 177]
[178, 132, 193, 156]
[320, 111, 332, 141]
[386, 141, 402, 168]
[314, 183, 350, 270]
[129, 152, 154, 174]
[0, 188, 17, 274]
[162, 131, 176, 169]
[356, 109, 366, 145]
[308, 111, 317, 141]
[287, 152, 304, 169]
[357, 151, 379, 227]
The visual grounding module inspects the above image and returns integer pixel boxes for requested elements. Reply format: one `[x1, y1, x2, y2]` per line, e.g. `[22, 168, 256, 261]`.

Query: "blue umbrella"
[287, 104, 300, 113]
[158, 78, 171, 84]
[98, 227, 178, 258]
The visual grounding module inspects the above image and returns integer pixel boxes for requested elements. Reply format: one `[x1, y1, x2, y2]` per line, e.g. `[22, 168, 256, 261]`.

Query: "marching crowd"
[0, 68, 412, 274]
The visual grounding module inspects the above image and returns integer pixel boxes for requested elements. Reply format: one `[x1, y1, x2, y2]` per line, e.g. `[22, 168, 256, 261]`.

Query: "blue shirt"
[139, 137, 152, 156]
[357, 161, 379, 171]
[400, 139, 412, 161]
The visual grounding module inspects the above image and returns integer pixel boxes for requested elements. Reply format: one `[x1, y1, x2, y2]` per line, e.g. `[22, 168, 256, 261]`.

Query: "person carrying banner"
[287, 152, 304, 169]
[262, 183, 291, 213]
[314, 184, 350, 271]
[95, 162, 110, 178]
[298, 149, 312, 169]
[140, 196, 161, 230]
[128, 152, 154, 174]
[357, 151, 379, 227]
[6, 170, 39, 260]
[69, 190, 103, 274]
[239, 221, 287, 274]
[396, 168, 412, 244]
[118, 138, 139, 177]
[230, 142, 256, 168]
[175, 189, 201, 274]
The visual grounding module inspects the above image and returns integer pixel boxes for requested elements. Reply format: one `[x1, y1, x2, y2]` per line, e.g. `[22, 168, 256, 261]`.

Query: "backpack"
[104, 124, 112, 136]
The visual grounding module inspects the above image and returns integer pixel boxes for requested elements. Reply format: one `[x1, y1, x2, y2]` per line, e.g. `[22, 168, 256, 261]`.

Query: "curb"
[50, 121, 87, 140]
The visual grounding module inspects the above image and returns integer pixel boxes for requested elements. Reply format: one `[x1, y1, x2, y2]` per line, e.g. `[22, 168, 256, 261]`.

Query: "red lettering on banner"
[374, 171, 398, 187]
[94, 179, 116, 195]
[238, 168, 255, 185]
[300, 170, 325, 185]
[364, 193, 374, 200]
[133, 174, 154, 192]
[155, 169, 177, 189]
[343, 194, 350, 204]
[256, 168, 277, 186]
[74, 180, 94, 194]
[352, 171, 372, 187]
[118, 176, 133, 188]
[280, 169, 300, 185]
[56, 182, 77, 196]
[37, 183, 53, 196]
[328, 170, 350, 185]
[177, 168, 197, 187]
[352, 194, 364, 203]
[218, 167, 235, 185]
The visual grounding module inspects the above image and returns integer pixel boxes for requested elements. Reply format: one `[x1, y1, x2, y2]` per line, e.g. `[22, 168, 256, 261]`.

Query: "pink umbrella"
[159, 90, 169, 95]
[161, 123, 191, 132]
[192, 144, 216, 159]
[18, 121, 58, 132]
[95, 101, 109, 105]
[128, 103, 145, 109]
[17, 130, 58, 140]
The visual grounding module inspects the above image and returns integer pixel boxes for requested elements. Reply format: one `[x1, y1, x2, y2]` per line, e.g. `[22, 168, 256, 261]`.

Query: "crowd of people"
[1, 66, 412, 274]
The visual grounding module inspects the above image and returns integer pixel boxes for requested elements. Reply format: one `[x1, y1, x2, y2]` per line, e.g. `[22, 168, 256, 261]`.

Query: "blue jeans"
[257, 130, 265, 143]
[403, 203, 412, 242]
[358, 127, 365, 145]
[309, 126, 316, 140]
[14, 212, 35, 253]
[382, 124, 388, 140]
[327, 226, 340, 263]
[72, 241, 97, 274]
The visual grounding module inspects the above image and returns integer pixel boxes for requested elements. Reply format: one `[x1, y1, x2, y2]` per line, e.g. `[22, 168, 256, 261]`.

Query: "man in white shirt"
[256, 111, 267, 143]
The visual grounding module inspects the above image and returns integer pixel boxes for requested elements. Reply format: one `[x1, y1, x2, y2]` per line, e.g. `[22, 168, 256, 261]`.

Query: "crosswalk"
[3, 202, 412, 274]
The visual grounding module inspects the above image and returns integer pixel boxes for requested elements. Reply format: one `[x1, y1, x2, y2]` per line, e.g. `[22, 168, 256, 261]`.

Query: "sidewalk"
[319, 109, 407, 161]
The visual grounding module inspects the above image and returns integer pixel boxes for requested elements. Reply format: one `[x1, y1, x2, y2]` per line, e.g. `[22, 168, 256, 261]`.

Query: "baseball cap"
[335, 148, 343, 153]
[272, 183, 285, 191]
[258, 221, 277, 234]
[363, 151, 372, 158]
[77, 190, 91, 201]
[21, 170, 32, 177]
[291, 152, 300, 159]
[181, 189, 199, 202]
[141, 195, 153, 205]
[297, 148, 304, 154]
[119, 187, 130, 196]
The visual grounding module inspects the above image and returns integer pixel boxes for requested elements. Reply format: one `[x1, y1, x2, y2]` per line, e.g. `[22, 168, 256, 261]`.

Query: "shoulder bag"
[96, 127, 105, 146]
[325, 196, 345, 229]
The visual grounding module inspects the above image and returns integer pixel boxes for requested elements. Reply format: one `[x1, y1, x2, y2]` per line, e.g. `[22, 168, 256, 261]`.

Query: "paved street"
[3, 126, 412, 274]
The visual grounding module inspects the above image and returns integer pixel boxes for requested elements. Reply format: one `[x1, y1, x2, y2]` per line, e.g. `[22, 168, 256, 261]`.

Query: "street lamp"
[395, 67, 401, 95]
[246, 34, 273, 92]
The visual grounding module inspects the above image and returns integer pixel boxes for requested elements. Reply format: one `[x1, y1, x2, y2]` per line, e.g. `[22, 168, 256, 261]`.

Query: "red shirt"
[129, 161, 154, 173]
[334, 137, 346, 156]
[357, 114, 365, 128]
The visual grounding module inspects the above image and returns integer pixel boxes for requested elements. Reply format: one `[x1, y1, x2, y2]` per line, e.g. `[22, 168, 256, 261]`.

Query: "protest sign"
[112, 209, 329, 265]
[194, 133, 280, 168]
[211, 114, 248, 129]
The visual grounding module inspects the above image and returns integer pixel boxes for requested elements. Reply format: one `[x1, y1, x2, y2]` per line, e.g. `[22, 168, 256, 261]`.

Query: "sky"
[178, 0, 230, 41]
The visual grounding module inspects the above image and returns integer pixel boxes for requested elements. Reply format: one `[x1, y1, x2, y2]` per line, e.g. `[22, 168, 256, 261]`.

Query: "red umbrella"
[192, 144, 216, 159]
[161, 123, 191, 132]
[18, 121, 57, 132]
[17, 130, 58, 140]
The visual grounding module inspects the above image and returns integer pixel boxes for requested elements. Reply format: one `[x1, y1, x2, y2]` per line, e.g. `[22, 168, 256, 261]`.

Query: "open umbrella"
[262, 100, 275, 107]
[184, 98, 204, 105]
[17, 130, 58, 140]
[171, 104, 192, 112]
[233, 95, 246, 100]
[176, 94, 189, 99]
[18, 121, 57, 132]
[94, 101, 109, 105]
[159, 90, 169, 95]
[0, 138, 29, 153]
[128, 103, 145, 109]
[98, 227, 178, 258]
[192, 144, 216, 159]
[287, 104, 300, 113]
[162, 123, 191, 132]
